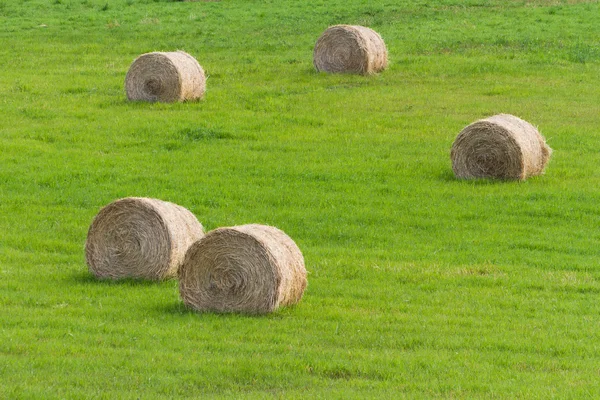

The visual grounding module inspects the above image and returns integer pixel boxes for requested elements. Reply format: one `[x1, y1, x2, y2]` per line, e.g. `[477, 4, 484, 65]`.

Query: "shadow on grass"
[437, 169, 521, 185]
[156, 301, 284, 320]
[67, 270, 171, 287]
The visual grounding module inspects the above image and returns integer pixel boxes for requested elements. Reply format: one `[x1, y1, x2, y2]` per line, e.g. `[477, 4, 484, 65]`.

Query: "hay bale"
[85, 197, 204, 280]
[313, 25, 388, 75]
[450, 114, 552, 180]
[124, 51, 206, 102]
[179, 224, 307, 314]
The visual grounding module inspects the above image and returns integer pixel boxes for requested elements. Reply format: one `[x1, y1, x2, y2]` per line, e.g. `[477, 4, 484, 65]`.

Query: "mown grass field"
[1, 0, 600, 398]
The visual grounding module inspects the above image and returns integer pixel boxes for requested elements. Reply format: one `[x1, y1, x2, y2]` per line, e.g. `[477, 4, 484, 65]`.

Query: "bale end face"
[313, 25, 388, 75]
[125, 51, 206, 103]
[178, 224, 307, 314]
[85, 197, 204, 280]
[450, 114, 552, 181]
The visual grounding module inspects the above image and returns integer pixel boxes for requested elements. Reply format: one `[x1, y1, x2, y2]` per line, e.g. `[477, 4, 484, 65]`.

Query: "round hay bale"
[179, 224, 307, 314]
[313, 25, 388, 75]
[85, 197, 204, 280]
[450, 114, 552, 180]
[124, 51, 206, 102]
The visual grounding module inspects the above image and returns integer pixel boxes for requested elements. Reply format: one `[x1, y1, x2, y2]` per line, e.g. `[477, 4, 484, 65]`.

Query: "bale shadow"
[67, 270, 168, 287]
[437, 168, 515, 185]
[155, 301, 282, 319]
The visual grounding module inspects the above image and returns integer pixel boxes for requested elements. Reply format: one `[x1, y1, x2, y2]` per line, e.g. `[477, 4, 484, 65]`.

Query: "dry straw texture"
[313, 25, 388, 75]
[179, 224, 307, 314]
[451, 114, 552, 180]
[125, 51, 206, 102]
[85, 197, 204, 280]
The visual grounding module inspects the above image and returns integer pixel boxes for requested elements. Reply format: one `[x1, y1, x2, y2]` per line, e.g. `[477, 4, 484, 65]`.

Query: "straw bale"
[178, 224, 307, 314]
[451, 114, 552, 180]
[313, 25, 388, 75]
[85, 197, 204, 280]
[125, 51, 206, 102]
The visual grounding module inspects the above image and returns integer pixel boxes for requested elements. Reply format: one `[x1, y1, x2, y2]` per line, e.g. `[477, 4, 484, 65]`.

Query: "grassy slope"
[1, 0, 600, 398]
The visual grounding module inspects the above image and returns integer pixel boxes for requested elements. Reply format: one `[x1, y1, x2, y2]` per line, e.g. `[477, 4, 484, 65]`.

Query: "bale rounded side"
[450, 114, 552, 180]
[85, 197, 204, 280]
[313, 25, 388, 75]
[178, 224, 307, 314]
[125, 51, 206, 102]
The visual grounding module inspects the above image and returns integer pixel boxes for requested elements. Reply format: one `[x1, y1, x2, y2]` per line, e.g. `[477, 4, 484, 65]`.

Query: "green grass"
[2, 0, 600, 398]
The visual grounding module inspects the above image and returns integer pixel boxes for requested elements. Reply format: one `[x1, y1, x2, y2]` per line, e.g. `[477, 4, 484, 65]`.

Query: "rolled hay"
[179, 224, 307, 314]
[450, 114, 552, 180]
[313, 25, 388, 75]
[85, 197, 204, 280]
[124, 51, 206, 102]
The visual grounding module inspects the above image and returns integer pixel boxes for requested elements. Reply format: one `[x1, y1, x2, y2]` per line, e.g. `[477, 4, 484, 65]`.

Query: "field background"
[1, 0, 600, 398]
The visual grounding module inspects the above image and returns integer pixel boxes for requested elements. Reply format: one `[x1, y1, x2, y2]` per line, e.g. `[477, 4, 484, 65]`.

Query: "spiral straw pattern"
[85, 197, 204, 280]
[313, 25, 388, 75]
[125, 51, 206, 102]
[451, 114, 552, 180]
[179, 224, 307, 314]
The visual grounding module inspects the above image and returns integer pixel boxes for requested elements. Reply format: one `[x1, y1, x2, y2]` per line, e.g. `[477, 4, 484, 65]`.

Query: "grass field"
[1, 0, 600, 398]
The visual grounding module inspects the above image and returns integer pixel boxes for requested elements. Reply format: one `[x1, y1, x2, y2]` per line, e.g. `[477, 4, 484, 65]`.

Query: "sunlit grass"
[1, 0, 600, 398]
